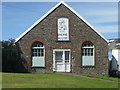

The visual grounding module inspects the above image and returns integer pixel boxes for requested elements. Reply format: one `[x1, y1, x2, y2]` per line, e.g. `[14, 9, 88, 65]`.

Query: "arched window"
[82, 41, 94, 66]
[31, 41, 45, 67]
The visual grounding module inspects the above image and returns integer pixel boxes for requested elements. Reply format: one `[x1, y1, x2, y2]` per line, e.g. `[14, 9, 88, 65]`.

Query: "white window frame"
[31, 42, 45, 67]
[57, 17, 69, 41]
[82, 41, 94, 67]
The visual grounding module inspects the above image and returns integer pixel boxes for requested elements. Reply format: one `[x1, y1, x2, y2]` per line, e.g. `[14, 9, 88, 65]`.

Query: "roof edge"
[61, 1, 108, 43]
[15, 1, 63, 43]
[15, 1, 108, 43]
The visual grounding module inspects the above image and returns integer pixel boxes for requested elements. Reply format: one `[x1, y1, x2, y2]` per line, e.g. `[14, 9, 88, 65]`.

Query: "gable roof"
[108, 39, 120, 49]
[15, 1, 108, 43]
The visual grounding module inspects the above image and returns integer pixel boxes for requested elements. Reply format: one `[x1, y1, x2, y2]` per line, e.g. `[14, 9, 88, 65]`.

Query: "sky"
[2, 1, 119, 40]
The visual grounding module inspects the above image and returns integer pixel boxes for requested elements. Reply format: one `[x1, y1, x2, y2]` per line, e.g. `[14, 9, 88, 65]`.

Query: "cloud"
[94, 25, 118, 33]
[84, 8, 117, 16]
[80, 6, 118, 33]
[84, 9, 118, 23]
[69, 2, 118, 33]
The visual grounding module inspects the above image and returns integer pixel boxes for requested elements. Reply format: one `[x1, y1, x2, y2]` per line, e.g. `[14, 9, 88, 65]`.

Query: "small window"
[57, 17, 69, 41]
[82, 41, 94, 66]
[31, 42, 45, 67]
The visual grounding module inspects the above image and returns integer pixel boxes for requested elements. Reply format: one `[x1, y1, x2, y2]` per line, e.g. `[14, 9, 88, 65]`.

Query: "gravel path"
[59, 72, 120, 83]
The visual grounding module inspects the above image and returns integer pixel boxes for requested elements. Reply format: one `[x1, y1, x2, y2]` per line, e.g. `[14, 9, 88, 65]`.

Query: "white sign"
[58, 18, 69, 41]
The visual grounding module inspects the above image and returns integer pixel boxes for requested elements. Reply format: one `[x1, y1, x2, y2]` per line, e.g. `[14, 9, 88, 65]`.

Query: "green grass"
[2, 73, 119, 88]
[79, 73, 119, 82]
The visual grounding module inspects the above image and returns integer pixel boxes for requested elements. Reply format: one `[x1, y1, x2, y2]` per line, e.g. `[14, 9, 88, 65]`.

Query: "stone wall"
[16, 4, 108, 76]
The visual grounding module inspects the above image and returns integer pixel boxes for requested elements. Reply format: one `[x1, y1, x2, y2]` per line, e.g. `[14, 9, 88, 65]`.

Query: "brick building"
[15, 1, 109, 76]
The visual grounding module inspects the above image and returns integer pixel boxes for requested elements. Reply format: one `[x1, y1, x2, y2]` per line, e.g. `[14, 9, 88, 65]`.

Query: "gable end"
[15, 1, 108, 43]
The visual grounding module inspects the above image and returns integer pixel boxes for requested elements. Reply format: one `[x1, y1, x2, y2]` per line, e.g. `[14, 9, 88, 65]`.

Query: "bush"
[2, 39, 21, 72]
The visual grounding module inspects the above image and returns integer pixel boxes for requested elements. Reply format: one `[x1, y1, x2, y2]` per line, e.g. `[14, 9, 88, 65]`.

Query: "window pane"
[41, 52, 44, 56]
[91, 48, 93, 56]
[82, 49, 84, 56]
[65, 51, 69, 60]
[84, 44, 87, 47]
[82, 41, 93, 47]
[35, 53, 37, 56]
[38, 52, 40, 56]
[55, 51, 63, 61]
[88, 49, 90, 56]
[35, 49, 37, 52]
[32, 42, 43, 47]
[38, 49, 40, 52]
[41, 49, 44, 53]
[88, 43, 90, 47]
[85, 49, 87, 56]
[87, 49, 88, 56]
[89, 48, 91, 56]
[40, 43, 43, 47]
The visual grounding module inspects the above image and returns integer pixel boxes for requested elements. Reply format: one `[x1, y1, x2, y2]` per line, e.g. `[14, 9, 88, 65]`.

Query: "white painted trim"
[53, 49, 71, 51]
[15, 1, 108, 43]
[32, 47, 44, 49]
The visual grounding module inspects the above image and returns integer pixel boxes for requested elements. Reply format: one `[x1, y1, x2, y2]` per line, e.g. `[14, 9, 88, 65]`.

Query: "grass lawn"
[79, 73, 119, 82]
[2, 73, 119, 88]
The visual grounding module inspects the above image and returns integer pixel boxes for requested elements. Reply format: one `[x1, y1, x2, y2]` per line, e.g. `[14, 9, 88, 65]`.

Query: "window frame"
[57, 17, 70, 41]
[81, 41, 95, 67]
[32, 47, 44, 57]
[31, 41, 45, 67]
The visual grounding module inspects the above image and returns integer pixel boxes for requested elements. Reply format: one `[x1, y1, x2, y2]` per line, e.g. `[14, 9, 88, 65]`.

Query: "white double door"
[53, 49, 71, 72]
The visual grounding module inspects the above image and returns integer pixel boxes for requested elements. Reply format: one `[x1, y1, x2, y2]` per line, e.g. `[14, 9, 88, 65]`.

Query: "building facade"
[108, 39, 120, 72]
[15, 1, 109, 76]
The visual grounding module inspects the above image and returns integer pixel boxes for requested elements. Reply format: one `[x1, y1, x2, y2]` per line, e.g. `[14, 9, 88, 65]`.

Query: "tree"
[2, 39, 20, 72]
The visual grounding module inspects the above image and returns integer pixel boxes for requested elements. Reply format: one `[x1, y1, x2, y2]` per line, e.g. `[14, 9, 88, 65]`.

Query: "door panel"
[65, 62, 70, 72]
[65, 51, 70, 72]
[55, 51, 64, 72]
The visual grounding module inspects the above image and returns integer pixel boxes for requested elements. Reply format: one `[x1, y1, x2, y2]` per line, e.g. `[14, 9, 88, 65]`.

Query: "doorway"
[53, 49, 71, 72]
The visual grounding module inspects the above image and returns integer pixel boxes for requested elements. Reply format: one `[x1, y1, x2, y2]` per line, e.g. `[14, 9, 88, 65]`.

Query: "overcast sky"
[2, 1, 118, 40]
